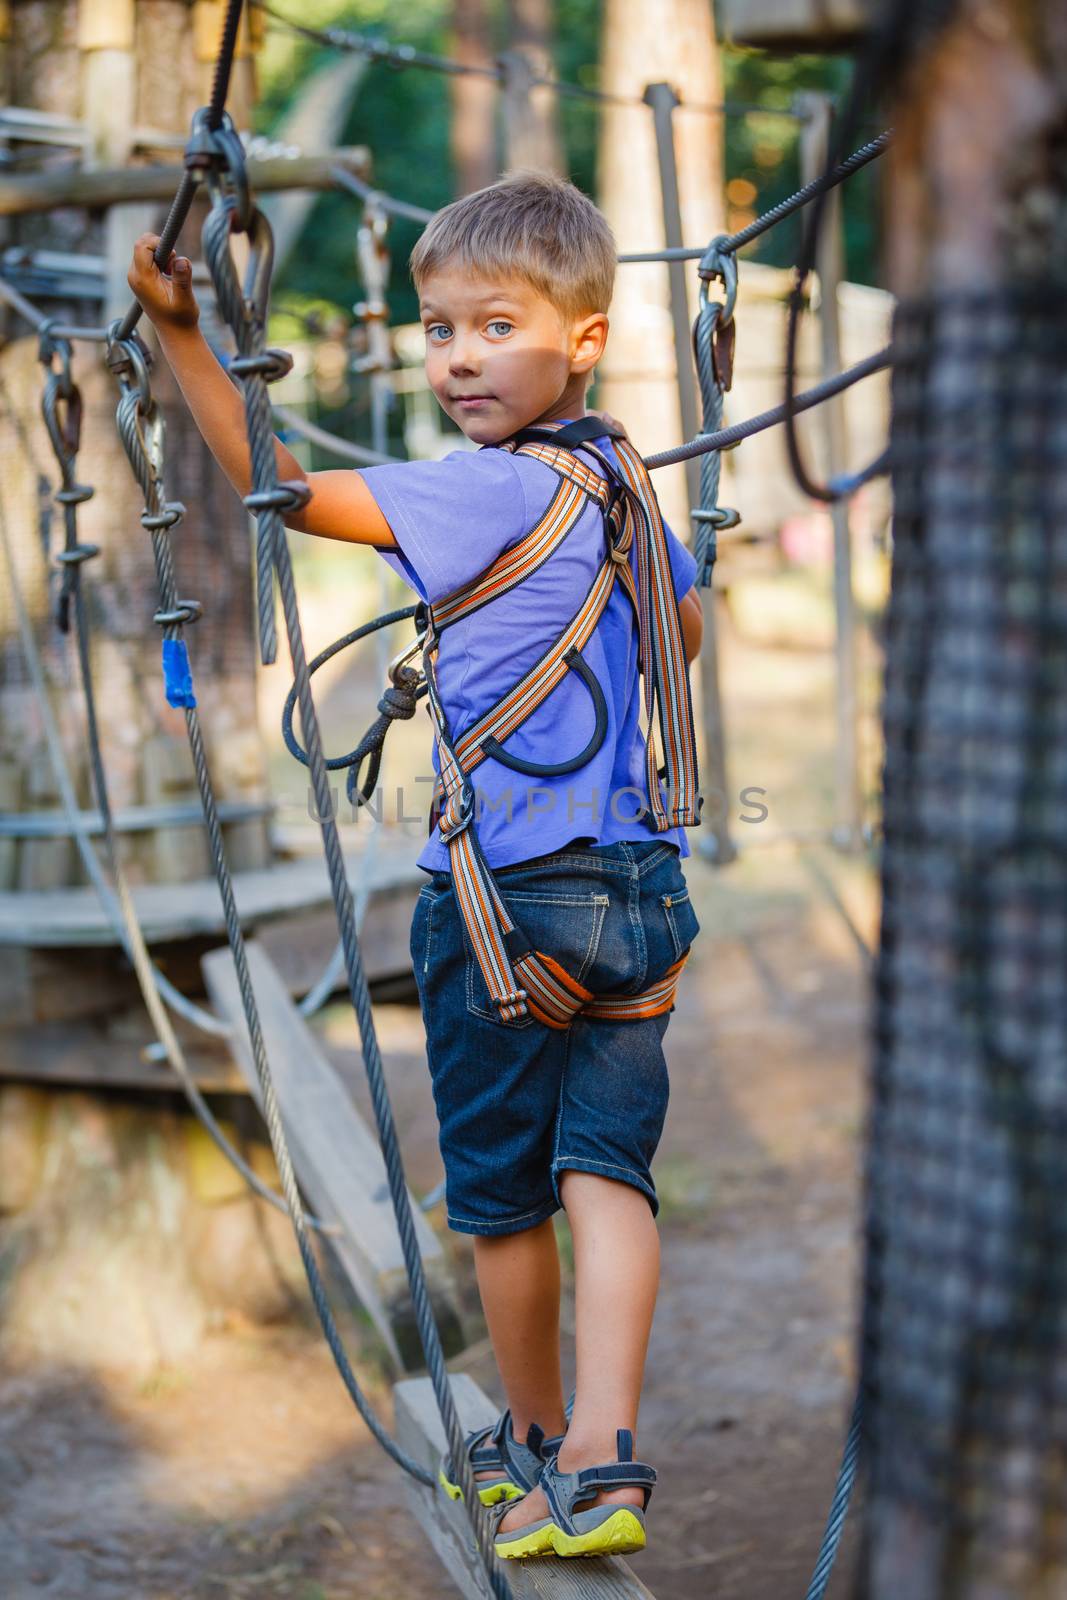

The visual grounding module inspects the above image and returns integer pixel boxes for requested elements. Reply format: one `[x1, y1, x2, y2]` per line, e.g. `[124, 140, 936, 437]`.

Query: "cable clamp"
[230, 348, 294, 383]
[55, 543, 100, 566]
[153, 600, 203, 627]
[245, 479, 311, 516]
[55, 483, 95, 508]
[141, 502, 186, 533]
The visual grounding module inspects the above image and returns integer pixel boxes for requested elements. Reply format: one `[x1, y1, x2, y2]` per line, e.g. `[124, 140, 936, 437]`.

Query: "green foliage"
[256, 1, 882, 454]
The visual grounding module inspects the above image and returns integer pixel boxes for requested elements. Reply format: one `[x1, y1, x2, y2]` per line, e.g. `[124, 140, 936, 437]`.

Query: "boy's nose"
[448, 343, 480, 377]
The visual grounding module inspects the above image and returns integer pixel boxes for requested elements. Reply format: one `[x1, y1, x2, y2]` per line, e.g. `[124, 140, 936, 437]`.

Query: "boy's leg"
[498, 1171, 659, 1531]
[472, 1218, 568, 1448]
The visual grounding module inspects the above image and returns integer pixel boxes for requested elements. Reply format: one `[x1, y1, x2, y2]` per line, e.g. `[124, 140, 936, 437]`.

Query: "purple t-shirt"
[360, 430, 699, 873]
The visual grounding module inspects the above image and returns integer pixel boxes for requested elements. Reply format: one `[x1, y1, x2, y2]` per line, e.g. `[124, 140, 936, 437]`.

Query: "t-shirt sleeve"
[358, 447, 529, 604]
[663, 518, 699, 602]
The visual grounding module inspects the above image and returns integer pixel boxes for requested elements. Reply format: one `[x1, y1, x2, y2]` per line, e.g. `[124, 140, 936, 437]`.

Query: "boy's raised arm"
[127, 235, 396, 550]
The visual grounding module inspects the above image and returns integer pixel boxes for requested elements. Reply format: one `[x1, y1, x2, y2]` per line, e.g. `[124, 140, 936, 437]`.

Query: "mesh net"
[858, 290, 1067, 1593]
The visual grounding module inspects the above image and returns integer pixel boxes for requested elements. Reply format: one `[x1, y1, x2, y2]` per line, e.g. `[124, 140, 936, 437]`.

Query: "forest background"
[256, 0, 879, 455]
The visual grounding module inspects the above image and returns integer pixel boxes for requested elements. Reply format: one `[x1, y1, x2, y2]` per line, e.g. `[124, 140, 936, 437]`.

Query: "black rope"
[645, 346, 891, 470]
[208, 0, 246, 128]
[257, 0, 806, 120]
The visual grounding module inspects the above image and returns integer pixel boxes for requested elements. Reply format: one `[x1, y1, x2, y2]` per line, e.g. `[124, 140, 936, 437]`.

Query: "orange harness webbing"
[423, 428, 701, 1029]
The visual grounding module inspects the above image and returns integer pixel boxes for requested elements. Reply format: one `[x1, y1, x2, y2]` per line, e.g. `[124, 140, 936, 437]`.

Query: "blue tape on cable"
[162, 637, 197, 708]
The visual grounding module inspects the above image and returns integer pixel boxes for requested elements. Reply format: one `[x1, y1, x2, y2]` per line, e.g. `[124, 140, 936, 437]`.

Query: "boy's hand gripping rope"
[193, 115, 515, 1600]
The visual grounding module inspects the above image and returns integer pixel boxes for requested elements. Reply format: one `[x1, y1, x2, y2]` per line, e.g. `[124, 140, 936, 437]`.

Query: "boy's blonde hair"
[410, 171, 616, 322]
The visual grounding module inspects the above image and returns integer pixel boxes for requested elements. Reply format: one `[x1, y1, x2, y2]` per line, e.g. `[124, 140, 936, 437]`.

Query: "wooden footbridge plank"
[395, 1376, 658, 1600]
[0, 835, 422, 947]
[203, 940, 463, 1372]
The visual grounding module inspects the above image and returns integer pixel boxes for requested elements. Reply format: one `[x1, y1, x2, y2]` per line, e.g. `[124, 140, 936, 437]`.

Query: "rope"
[331, 164, 435, 227]
[689, 293, 738, 587]
[618, 130, 890, 265]
[805, 1395, 863, 1600]
[0, 271, 106, 342]
[256, 1, 806, 120]
[198, 125, 512, 1596]
[0, 364, 342, 1234]
[645, 346, 891, 470]
[104, 318, 434, 1467]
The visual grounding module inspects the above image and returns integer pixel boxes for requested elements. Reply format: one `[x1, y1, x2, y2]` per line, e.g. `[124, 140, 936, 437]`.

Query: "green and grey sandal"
[492, 1429, 656, 1560]
[439, 1409, 562, 1507]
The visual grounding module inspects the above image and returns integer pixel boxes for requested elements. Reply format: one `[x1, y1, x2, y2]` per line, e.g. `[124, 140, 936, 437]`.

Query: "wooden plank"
[0, 836, 424, 947]
[395, 1376, 658, 1600]
[0, 147, 371, 218]
[203, 940, 461, 1372]
[0, 1017, 243, 1093]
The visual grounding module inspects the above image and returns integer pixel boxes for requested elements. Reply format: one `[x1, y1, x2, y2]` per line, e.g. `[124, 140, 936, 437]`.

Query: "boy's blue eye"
[487, 320, 514, 337]
[426, 324, 452, 342]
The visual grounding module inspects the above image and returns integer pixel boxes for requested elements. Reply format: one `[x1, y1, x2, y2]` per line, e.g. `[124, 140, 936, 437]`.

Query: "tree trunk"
[0, 0, 270, 898]
[450, 0, 497, 194]
[502, 0, 563, 175]
[859, 4, 1067, 1596]
[596, 0, 724, 536]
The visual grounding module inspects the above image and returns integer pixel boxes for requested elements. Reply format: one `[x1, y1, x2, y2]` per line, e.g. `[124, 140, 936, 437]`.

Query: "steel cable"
[201, 142, 512, 1590]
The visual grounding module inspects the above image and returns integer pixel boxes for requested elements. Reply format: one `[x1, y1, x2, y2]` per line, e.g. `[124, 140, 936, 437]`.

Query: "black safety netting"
[857, 290, 1067, 1595]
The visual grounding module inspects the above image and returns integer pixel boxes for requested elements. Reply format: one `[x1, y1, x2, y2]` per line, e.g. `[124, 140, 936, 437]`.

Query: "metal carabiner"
[697, 236, 739, 328]
[388, 628, 427, 686]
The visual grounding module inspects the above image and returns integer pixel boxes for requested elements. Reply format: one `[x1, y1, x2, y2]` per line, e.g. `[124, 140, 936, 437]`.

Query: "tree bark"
[450, 0, 497, 194]
[502, 0, 563, 175]
[596, 0, 724, 537]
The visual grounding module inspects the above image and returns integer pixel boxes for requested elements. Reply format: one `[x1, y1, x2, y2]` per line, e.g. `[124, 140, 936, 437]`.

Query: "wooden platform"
[395, 1376, 657, 1599]
[203, 940, 462, 1372]
[0, 833, 425, 948]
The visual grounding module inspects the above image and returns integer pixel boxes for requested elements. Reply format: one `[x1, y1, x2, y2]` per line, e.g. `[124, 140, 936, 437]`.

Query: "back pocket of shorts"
[661, 887, 700, 961]
[466, 889, 609, 1026]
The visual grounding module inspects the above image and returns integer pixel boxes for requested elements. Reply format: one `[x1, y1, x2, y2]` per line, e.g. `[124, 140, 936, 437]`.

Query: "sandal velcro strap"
[540, 1438, 658, 1535]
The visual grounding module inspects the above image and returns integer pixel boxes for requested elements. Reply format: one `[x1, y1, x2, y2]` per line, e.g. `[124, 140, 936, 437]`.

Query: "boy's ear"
[570, 312, 609, 375]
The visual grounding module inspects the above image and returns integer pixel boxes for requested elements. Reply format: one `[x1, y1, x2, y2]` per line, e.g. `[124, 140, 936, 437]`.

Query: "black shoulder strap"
[509, 415, 626, 450]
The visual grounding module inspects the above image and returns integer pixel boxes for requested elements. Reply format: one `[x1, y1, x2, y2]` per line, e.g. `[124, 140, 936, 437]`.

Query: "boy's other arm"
[679, 588, 703, 662]
[128, 236, 395, 550]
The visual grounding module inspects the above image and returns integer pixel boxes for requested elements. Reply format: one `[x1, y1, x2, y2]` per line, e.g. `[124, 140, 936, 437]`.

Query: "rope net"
[859, 289, 1067, 1592]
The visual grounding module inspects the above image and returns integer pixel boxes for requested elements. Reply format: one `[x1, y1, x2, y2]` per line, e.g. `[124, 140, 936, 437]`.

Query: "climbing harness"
[423, 417, 701, 1028]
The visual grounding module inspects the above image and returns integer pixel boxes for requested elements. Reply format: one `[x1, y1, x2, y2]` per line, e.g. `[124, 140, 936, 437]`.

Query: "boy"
[129, 170, 704, 1560]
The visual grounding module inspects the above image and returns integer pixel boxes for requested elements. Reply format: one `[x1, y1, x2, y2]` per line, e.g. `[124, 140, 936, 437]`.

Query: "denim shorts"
[409, 838, 701, 1236]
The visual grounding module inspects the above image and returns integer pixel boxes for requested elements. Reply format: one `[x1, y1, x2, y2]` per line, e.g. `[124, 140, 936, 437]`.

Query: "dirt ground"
[1, 586, 883, 1600]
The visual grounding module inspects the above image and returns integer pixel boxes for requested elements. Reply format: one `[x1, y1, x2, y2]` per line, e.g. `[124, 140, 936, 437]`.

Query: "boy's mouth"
[452, 394, 495, 412]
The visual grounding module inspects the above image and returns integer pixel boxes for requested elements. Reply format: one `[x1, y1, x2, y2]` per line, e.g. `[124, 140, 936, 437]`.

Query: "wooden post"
[596, 0, 724, 543]
[798, 93, 863, 853]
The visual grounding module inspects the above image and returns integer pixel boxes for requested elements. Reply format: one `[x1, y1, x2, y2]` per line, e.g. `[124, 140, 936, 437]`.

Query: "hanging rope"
[689, 258, 740, 588]
[0, 353, 337, 1232]
[191, 113, 514, 1594]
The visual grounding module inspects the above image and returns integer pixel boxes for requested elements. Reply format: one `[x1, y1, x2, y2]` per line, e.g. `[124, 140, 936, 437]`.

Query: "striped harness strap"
[422, 425, 702, 1029]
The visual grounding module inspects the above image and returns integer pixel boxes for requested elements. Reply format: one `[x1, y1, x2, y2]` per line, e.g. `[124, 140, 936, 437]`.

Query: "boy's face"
[418, 266, 608, 445]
